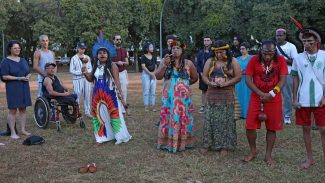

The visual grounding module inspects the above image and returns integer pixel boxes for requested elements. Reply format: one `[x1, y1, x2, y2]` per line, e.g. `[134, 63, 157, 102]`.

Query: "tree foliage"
[0, 0, 324, 60]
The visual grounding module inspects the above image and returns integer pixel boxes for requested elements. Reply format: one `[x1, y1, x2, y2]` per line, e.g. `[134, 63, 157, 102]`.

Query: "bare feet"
[10, 134, 20, 139]
[243, 152, 257, 162]
[199, 148, 209, 155]
[264, 157, 273, 166]
[22, 131, 31, 136]
[301, 159, 315, 169]
[220, 149, 228, 157]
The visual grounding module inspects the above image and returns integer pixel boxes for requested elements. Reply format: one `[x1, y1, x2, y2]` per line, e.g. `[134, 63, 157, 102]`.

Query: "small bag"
[23, 135, 45, 145]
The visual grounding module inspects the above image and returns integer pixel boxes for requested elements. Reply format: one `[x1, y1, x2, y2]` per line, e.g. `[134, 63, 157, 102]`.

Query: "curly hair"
[6, 40, 22, 56]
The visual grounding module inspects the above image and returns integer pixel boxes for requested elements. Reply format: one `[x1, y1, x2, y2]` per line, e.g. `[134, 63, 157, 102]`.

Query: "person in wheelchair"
[34, 62, 84, 129]
[42, 63, 78, 105]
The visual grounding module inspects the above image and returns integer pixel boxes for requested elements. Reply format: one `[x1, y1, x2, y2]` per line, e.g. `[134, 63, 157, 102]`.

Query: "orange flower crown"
[171, 40, 186, 49]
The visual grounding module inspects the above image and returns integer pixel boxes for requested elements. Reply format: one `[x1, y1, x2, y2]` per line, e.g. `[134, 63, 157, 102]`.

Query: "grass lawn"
[0, 66, 324, 183]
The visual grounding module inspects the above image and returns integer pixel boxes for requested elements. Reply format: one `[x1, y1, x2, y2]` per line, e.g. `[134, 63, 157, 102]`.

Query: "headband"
[211, 44, 230, 51]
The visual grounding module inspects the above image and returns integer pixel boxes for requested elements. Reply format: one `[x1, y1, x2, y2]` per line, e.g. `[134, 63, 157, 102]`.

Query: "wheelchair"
[33, 96, 85, 131]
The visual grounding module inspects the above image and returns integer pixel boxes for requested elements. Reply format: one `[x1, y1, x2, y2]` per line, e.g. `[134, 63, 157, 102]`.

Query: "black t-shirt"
[141, 55, 157, 72]
[162, 48, 172, 57]
[42, 75, 65, 98]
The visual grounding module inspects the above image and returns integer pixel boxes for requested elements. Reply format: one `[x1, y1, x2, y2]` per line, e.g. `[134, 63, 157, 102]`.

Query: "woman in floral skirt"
[155, 40, 198, 153]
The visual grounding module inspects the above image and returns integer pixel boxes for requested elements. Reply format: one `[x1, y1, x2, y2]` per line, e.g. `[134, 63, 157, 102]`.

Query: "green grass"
[0, 67, 324, 183]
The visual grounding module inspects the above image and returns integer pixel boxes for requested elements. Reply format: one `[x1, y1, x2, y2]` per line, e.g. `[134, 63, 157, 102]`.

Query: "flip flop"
[0, 142, 4, 146]
[78, 164, 90, 174]
[88, 163, 97, 173]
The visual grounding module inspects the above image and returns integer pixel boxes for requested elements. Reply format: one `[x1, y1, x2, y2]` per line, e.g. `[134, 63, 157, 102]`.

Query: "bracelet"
[269, 90, 276, 97]
[273, 86, 281, 93]
[17, 77, 22, 81]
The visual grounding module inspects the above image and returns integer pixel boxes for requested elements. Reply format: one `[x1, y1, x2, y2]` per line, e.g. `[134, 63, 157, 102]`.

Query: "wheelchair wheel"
[61, 105, 77, 124]
[34, 97, 51, 129]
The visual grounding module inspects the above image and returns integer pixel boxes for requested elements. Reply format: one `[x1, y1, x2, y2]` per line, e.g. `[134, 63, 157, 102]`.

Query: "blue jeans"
[282, 74, 293, 118]
[38, 81, 43, 97]
[141, 71, 157, 107]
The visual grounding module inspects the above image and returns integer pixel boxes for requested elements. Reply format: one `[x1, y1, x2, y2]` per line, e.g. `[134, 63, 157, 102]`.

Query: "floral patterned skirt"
[157, 79, 195, 153]
[203, 87, 237, 150]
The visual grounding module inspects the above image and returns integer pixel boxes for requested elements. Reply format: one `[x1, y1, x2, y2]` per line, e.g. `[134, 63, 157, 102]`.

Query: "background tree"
[0, 0, 324, 68]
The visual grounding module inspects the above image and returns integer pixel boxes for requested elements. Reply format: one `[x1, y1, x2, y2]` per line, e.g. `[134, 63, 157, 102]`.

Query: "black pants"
[55, 94, 78, 105]
[199, 74, 208, 91]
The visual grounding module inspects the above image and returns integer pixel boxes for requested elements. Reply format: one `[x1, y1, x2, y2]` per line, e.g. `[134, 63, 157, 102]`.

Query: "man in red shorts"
[243, 40, 288, 165]
[291, 27, 325, 169]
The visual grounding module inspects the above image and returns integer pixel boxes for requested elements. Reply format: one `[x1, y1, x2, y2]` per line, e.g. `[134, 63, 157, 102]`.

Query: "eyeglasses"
[115, 39, 121, 41]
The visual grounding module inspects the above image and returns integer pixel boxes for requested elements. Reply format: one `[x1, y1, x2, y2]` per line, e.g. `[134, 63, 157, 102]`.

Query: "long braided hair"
[91, 47, 113, 82]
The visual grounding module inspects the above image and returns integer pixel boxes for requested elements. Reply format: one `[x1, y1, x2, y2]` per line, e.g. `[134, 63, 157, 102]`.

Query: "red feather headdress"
[290, 16, 322, 45]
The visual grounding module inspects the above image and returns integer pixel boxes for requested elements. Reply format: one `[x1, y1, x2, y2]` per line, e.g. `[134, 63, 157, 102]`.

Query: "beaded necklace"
[305, 51, 318, 66]
[261, 60, 273, 75]
[214, 57, 228, 78]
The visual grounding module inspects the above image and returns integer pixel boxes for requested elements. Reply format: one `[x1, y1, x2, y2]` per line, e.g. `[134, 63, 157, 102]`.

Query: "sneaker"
[284, 117, 291, 125]
[199, 106, 205, 114]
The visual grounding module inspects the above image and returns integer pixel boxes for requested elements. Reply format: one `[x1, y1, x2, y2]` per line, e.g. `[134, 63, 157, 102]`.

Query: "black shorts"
[198, 74, 208, 91]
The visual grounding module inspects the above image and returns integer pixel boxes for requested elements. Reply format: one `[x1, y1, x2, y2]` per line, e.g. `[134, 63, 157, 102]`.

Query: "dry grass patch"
[0, 67, 324, 182]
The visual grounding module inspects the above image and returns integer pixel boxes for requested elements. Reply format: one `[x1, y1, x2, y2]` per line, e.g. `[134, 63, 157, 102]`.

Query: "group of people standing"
[0, 33, 132, 145]
[193, 26, 325, 168]
[0, 25, 325, 169]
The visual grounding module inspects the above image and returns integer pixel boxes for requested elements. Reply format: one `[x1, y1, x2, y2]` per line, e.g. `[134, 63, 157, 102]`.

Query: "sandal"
[88, 163, 97, 173]
[78, 164, 90, 174]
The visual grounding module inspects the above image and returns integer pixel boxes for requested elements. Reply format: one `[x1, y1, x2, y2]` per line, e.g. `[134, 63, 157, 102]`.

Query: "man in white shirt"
[291, 27, 325, 169]
[275, 28, 298, 124]
[70, 42, 92, 117]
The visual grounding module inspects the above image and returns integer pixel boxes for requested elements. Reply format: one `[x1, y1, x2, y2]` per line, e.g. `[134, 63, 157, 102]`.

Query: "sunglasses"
[115, 39, 122, 41]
